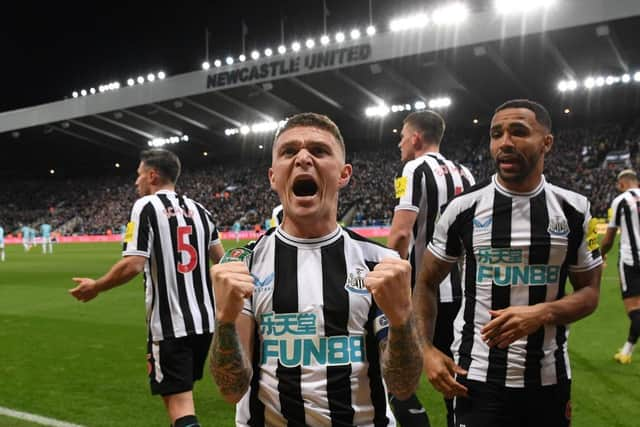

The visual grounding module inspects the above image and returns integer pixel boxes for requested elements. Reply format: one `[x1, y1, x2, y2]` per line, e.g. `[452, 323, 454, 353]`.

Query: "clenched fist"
[210, 262, 255, 323]
[365, 257, 412, 326]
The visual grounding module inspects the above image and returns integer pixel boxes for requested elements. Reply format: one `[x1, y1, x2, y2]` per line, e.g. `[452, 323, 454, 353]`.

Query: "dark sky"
[1, 0, 439, 112]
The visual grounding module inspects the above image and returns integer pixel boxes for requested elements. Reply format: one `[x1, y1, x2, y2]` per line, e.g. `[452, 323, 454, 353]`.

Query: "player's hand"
[365, 258, 412, 326]
[481, 305, 546, 349]
[211, 262, 254, 323]
[423, 345, 468, 398]
[69, 278, 99, 302]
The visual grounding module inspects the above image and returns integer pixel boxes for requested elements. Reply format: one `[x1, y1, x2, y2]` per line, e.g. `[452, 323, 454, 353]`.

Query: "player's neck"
[280, 217, 338, 239]
[415, 145, 439, 158]
[150, 184, 175, 194]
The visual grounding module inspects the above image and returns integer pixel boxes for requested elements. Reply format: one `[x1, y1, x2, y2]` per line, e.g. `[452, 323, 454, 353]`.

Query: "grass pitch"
[0, 238, 638, 426]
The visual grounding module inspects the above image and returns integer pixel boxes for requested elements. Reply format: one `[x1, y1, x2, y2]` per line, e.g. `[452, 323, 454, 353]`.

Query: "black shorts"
[433, 300, 461, 358]
[619, 262, 640, 299]
[453, 378, 571, 427]
[147, 333, 213, 396]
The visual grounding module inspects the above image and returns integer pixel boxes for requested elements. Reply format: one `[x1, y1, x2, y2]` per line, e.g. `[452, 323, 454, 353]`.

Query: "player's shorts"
[147, 333, 213, 396]
[0, 242, 4, 249]
[433, 299, 462, 358]
[453, 378, 571, 427]
[619, 262, 640, 299]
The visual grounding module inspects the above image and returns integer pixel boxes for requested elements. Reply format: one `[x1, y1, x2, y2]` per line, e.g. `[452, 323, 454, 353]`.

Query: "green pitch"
[0, 238, 638, 426]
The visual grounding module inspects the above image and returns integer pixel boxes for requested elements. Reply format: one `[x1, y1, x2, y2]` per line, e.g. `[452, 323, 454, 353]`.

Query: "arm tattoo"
[210, 320, 252, 400]
[413, 281, 438, 347]
[381, 315, 423, 399]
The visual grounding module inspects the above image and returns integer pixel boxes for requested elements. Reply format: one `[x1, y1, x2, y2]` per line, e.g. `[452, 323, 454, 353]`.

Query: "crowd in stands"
[1, 119, 639, 235]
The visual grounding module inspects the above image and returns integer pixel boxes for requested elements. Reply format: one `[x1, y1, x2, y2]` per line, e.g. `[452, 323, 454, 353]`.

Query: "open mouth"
[292, 177, 318, 197]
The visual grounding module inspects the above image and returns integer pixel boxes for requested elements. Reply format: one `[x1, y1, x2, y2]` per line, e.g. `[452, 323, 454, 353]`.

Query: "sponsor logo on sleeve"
[124, 222, 135, 243]
[395, 176, 408, 198]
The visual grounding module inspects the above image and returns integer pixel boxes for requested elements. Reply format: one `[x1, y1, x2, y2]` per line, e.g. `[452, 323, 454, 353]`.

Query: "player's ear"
[543, 134, 553, 154]
[338, 163, 352, 189]
[268, 168, 277, 191]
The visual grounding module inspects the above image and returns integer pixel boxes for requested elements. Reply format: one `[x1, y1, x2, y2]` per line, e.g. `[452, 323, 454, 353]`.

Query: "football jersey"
[237, 226, 398, 426]
[394, 152, 475, 302]
[429, 175, 602, 387]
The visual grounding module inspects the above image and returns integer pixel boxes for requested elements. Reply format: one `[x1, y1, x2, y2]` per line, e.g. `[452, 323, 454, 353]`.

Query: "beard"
[494, 149, 541, 183]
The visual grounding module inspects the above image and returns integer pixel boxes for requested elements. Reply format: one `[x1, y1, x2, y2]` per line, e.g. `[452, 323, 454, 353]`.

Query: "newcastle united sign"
[206, 43, 372, 89]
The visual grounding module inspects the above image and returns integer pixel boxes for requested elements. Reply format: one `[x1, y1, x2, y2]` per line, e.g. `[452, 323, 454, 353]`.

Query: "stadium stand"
[1, 119, 638, 235]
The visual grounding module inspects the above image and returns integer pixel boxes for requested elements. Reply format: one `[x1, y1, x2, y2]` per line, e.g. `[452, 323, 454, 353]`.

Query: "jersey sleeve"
[427, 199, 465, 263]
[569, 203, 603, 272]
[394, 162, 420, 213]
[608, 196, 622, 228]
[122, 198, 153, 258]
[203, 207, 221, 248]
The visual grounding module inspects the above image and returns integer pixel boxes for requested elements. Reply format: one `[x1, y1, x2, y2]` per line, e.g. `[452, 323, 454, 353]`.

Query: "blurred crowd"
[1, 119, 639, 235]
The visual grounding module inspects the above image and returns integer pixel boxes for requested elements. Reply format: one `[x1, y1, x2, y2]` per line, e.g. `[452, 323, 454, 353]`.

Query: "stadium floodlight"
[99, 85, 106, 93]
[115, 163, 120, 168]
[366, 25, 376, 36]
[389, 13, 429, 32]
[305, 38, 315, 49]
[567, 80, 578, 90]
[89, 87, 96, 94]
[157, 71, 166, 80]
[365, 104, 390, 118]
[495, 0, 555, 14]
[137, 76, 145, 84]
[584, 77, 595, 89]
[564, 108, 570, 114]
[202, 61, 211, 70]
[622, 74, 631, 83]
[203, 151, 208, 156]
[225, 128, 240, 136]
[391, 105, 399, 113]
[595, 76, 605, 87]
[240, 125, 251, 135]
[606, 76, 620, 85]
[320, 34, 330, 45]
[278, 45, 287, 54]
[428, 97, 452, 109]
[335, 32, 346, 43]
[291, 41, 301, 52]
[634, 71, 640, 82]
[414, 100, 426, 110]
[226, 56, 234, 65]
[258, 144, 264, 149]
[50, 169, 55, 175]
[350, 29, 361, 40]
[251, 121, 279, 133]
[393, 129, 398, 133]
[432, 3, 470, 25]
[239, 54, 247, 62]
[147, 73, 156, 82]
[264, 48, 273, 57]
[127, 78, 135, 86]
[557, 80, 568, 92]
[473, 118, 479, 124]
[80, 89, 87, 96]
[214, 59, 222, 67]
[251, 50, 260, 60]
[72, 91, 79, 98]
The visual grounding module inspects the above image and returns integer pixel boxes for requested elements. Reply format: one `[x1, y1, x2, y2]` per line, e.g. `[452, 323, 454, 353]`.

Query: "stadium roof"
[2, 0, 640, 177]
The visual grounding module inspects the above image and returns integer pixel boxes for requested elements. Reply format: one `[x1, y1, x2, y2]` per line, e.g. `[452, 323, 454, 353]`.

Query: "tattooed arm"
[210, 314, 255, 404]
[414, 249, 468, 398]
[380, 316, 422, 399]
[366, 258, 422, 399]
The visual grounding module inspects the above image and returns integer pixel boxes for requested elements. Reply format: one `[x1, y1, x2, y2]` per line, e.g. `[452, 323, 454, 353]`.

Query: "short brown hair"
[273, 112, 345, 160]
[140, 148, 181, 184]
[403, 110, 446, 145]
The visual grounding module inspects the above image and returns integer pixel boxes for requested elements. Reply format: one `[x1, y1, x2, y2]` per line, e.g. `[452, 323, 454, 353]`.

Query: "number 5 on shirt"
[177, 226, 197, 273]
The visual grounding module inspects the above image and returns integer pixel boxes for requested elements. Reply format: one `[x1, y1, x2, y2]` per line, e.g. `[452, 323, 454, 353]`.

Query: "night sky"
[1, 0, 438, 113]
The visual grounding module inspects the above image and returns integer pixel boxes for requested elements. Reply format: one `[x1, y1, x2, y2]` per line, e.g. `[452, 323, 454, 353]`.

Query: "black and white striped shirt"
[237, 226, 397, 426]
[608, 188, 640, 267]
[123, 189, 220, 341]
[428, 175, 602, 387]
[394, 152, 475, 302]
